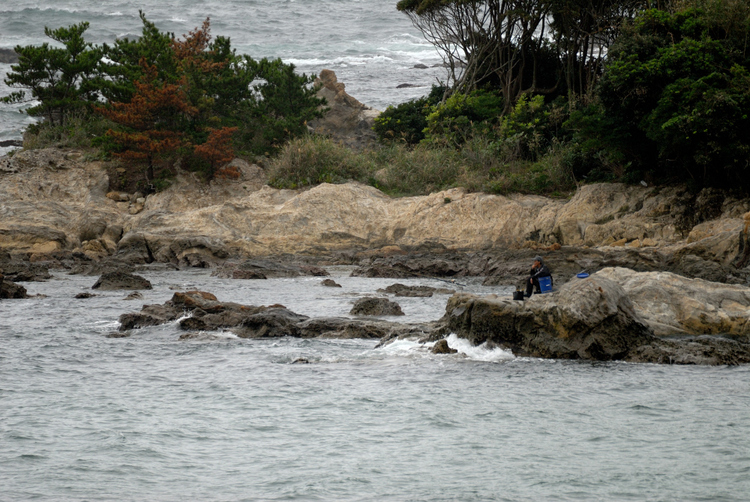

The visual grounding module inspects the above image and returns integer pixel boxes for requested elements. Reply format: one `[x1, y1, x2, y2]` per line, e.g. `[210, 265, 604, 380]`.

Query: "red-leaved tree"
[97, 60, 197, 183]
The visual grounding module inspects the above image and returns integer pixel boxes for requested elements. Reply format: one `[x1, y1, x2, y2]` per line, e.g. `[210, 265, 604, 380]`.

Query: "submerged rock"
[378, 283, 455, 297]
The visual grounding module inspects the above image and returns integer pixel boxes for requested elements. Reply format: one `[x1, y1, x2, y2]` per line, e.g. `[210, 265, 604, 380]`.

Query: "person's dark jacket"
[529, 264, 551, 283]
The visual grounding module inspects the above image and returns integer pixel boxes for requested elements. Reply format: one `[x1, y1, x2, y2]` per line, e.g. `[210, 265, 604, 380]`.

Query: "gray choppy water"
[2, 269, 750, 501]
[0, 0, 445, 154]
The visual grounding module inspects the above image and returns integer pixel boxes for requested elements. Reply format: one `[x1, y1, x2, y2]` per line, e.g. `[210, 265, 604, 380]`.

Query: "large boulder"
[350, 297, 405, 316]
[1, 277, 28, 299]
[594, 267, 750, 336]
[445, 275, 656, 360]
[92, 271, 152, 290]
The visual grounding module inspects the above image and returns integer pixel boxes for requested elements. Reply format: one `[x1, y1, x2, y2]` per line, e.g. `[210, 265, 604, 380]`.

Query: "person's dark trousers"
[525, 278, 539, 297]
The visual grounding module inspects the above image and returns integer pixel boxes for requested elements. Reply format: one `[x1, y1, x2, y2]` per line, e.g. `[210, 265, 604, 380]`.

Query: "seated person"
[525, 256, 552, 297]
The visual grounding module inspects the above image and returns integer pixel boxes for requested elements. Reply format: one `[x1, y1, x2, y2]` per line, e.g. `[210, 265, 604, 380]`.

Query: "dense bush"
[373, 85, 444, 145]
[598, 5, 750, 187]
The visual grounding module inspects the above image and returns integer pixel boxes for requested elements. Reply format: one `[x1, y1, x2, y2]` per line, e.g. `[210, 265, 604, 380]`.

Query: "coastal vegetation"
[3, 1, 750, 196]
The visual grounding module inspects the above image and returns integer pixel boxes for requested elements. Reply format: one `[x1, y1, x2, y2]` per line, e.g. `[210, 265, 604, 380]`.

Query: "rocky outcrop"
[92, 271, 152, 290]
[1, 145, 749, 287]
[594, 267, 750, 336]
[446, 275, 655, 360]
[350, 297, 405, 316]
[443, 275, 750, 364]
[117, 290, 443, 340]
[308, 69, 380, 150]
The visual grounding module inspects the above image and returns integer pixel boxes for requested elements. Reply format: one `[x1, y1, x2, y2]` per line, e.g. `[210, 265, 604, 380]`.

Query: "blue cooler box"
[538, 276, 552, 293]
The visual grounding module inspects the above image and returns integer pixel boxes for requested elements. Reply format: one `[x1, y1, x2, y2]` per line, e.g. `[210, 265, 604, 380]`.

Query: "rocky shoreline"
[2, 144, 750, 364]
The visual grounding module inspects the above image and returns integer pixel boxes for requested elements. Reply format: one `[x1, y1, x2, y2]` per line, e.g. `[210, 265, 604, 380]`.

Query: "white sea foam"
[443, 334, 515, 362]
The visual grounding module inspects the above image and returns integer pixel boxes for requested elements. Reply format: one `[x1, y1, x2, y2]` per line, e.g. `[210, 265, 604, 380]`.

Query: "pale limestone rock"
[595, 267, 750, 336]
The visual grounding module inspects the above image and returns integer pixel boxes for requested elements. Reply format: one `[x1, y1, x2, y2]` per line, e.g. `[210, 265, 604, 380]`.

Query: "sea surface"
[0, 0, 445, 154]
[2, 268, 750, 501]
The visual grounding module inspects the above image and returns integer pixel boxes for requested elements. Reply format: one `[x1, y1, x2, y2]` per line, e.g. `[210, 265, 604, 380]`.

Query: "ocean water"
[2, 268, 750, 501]
[0, 0, 445, 154]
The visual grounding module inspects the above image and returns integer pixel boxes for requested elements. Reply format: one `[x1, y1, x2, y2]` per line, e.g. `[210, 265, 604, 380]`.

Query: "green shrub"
[373, 85, 445, 145]
[424, 89, 504, 147]
[266, 136, 372, 189]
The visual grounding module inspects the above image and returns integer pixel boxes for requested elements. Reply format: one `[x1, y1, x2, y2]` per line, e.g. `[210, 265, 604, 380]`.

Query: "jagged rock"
[92, 271, 152, 290]
[350, 297, 405, 316]
[432, 339, 458, 354]
[308, 69, 380, 150]
[75, 292, 95, 299]
[321, 279, 342, 287]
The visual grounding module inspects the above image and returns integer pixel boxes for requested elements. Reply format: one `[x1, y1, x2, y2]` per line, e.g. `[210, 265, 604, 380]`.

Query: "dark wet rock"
[0, 139, 22, 148]
[350, 297, 405, 316]
[0, 251, 51, 282]
[1, 279, 28, 299]
[92, 271, 152, 290]
[117, 290, 448, 341]
[321, 279, 342, 287]
[75, 292, 95, 299]
[413, 64, 429, 69]
[106, 331, 131, 338]
[119, 304, 181, 330]
[124, 292, 144, 300]
[291, 358, 311, 364]
[396, 83, 419, 88]
[234, 308, 310, 338]
[432, 339, 458, 354]
[67, 258, 135, 276]
[378, 283, 455, 297]
[231, 269, 267, 279]
[179, 317, 208, 331]
[213, 259, 329, 279]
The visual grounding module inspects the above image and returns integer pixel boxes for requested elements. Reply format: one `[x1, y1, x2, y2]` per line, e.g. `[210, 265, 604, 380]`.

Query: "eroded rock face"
[446, 275, 655, 361]
[594, 267, 750, 336]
